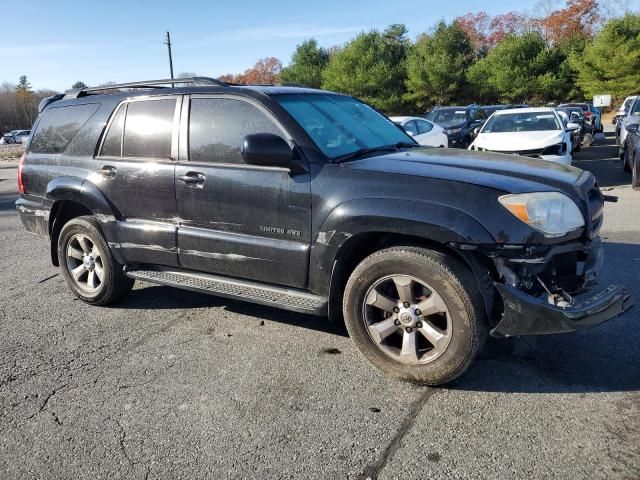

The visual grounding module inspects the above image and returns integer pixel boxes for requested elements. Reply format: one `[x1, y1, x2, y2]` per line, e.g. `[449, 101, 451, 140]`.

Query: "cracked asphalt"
[0, 131, 639, 479]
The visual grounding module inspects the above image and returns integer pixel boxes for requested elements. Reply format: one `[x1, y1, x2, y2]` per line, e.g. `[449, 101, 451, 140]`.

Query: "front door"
[175, 95, 311, 288]
[90, 96, 180, 266]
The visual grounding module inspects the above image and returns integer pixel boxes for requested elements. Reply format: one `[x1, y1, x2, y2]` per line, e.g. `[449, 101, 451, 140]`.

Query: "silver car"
[619, 97, 640, 160]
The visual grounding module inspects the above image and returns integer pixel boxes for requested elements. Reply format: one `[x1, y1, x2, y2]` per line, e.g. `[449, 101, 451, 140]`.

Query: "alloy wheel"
[362, 274, 452, 365]
[65, 233, 105, 293]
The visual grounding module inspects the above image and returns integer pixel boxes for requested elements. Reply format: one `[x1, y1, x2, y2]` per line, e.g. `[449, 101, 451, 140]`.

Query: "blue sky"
[0, 0, 623, 91]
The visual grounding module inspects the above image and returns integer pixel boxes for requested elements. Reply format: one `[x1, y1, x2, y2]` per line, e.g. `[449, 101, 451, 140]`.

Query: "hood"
[473, 131, 565, 151]
[341, 147, 585, 196]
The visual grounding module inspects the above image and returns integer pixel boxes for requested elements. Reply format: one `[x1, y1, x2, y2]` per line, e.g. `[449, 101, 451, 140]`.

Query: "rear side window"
[403, 121, 418, 136]
[123, 99, 176, 159]
[189, 98, 285, 164]
[100, 104, 125, 157]
[30, 103, 99, 154]
[416, 120, 433, 134]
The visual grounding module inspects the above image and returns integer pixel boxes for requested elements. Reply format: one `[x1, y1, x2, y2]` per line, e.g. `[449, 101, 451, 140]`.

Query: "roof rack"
[63, 77, 228, 99]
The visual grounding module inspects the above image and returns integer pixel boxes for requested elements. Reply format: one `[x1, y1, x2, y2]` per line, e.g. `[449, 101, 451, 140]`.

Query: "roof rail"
[63, 77, 228, 99]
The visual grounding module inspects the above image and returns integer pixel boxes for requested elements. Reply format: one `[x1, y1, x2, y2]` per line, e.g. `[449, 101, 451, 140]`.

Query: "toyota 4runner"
[16, 78, 633, 385]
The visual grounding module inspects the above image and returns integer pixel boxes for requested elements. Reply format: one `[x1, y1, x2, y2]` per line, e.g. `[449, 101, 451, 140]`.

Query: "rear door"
[175, 94, 312, 288]
[91, 96, 180, 266]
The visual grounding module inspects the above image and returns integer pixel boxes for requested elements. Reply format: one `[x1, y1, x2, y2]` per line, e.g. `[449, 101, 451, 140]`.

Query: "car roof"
[493, 107, 557, 115]
[389, 116, 432, 123]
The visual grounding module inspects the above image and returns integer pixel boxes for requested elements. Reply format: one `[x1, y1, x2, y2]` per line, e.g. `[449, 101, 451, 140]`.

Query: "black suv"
[425, 105, 488, 148]
[16, 78, 632, 385]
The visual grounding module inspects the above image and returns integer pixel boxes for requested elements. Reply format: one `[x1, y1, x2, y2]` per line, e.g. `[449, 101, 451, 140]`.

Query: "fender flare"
[308, 197, 496, 295]
[44, 176, 119, 265]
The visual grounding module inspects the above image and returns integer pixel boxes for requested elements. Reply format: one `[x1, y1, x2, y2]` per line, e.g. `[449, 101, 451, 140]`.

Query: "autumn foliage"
[218, 57, 282, 85]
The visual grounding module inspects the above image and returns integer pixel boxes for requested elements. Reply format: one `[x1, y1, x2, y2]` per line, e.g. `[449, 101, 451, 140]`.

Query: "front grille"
[494, 148, 544, 158]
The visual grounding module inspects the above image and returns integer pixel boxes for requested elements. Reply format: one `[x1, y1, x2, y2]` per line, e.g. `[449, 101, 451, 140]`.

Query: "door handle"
[178, 172, 206, 185]
[99, 165, 117, 178]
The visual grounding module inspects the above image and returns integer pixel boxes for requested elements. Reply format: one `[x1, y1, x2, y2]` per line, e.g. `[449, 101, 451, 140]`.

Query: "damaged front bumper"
[491, 283, 634, 337]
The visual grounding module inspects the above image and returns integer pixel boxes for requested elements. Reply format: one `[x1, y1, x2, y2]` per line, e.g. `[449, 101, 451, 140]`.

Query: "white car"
[469, 108, 579, 166]
[390, 116, 448, 148]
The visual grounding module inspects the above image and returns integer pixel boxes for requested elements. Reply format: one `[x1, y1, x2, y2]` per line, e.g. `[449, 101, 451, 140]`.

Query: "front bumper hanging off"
[491, 283, 634, 337]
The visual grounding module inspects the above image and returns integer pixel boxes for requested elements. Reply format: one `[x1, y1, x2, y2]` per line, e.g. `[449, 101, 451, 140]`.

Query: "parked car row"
[617, 95, 640, 189]
[403, 102, 600, 166]
[0, 129, 31, 144]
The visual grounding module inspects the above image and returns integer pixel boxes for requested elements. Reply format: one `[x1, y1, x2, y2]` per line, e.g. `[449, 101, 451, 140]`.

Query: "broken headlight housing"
[540, 142, 568, 156]
[499, 192, 585, 238]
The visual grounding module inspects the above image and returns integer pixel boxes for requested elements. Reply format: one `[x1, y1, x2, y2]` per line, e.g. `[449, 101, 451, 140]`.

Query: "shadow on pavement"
[0, 192, 18, 212]
[116, 284, 349, 337]
[573, 131, 631, 188]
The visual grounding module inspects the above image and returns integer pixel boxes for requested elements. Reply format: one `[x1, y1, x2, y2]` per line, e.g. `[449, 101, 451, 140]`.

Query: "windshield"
[425, 108, 467, 128]
[631, 99, 640, 116]
[481, 112, 561, 133]
[275, 93, 412, 160]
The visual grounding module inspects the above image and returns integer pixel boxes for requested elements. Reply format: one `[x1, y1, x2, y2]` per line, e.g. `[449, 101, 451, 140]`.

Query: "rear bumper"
[15, 196, 49, 238]
[491, 283, 634, 337]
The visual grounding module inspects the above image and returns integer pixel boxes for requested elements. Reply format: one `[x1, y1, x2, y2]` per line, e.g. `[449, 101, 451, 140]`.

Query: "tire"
[57, 216, 134, 305]
[343, 247, 487, 385]
[633, 156, 639, 190]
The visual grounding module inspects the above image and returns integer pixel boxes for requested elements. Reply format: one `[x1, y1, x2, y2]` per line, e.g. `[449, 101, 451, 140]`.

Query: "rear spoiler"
[38, 94, 65, 113]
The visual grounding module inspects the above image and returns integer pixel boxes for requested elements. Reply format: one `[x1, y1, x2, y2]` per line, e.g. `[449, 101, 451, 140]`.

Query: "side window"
[189, 98, 285, 164]
[100, 104, 125, 157]
[30, 103, 100, 154]
[416, 120, 433, 134]
[123, 99, 176, 159]
[403, 120, 418, 136]
[470, 108, 486, 121]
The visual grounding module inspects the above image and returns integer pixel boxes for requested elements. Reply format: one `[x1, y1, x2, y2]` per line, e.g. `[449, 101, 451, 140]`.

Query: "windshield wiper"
[334, 142, 420, 163]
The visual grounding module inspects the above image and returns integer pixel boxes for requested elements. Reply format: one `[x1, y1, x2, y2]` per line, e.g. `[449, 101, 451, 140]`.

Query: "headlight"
[446, 128, 462, 135]
[540, 143, 567, 156]
[499, 192, 585, 237]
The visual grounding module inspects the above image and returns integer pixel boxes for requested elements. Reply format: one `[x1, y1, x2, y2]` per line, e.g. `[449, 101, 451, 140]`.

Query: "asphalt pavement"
[0, 132, 638, 479]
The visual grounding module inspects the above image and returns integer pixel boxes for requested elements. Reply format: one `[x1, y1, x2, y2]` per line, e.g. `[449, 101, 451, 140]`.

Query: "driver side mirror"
[241, 133, 293, 167]
[566, 122, 581, 132]
[625, 123, 639, 134]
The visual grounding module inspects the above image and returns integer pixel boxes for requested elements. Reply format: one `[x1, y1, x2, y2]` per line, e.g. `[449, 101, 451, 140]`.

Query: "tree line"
[222, 1, 640, 114]
[2, 0, 638, 132]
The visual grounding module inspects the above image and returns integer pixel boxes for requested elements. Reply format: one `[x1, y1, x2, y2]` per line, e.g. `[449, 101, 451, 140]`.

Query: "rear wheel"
[343, 247, 487, 385]
[57, 216, 133, 305]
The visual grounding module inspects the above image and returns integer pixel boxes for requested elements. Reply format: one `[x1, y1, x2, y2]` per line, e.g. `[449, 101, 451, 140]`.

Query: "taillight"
[17, 153, 26, 194]
[584, 111, 592, 117]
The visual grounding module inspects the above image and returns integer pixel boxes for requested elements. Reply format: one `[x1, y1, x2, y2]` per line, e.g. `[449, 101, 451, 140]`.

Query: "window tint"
[123, 99, 175, 159]
[426, 109, 467, 128]
[470, 108, 486, 121]
[100, 104, 125, 157]
[403, 120, 418, 136]
[189, 98, 284, 164]
[416, 120, 433, 134]
[30, 103, 99, 154]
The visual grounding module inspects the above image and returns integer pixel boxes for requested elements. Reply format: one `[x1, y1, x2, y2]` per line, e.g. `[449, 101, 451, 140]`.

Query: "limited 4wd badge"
[260, 226, 301, 237]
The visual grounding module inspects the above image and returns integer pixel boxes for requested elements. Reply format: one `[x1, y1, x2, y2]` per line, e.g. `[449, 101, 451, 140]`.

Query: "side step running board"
[124, 266, 328, 316]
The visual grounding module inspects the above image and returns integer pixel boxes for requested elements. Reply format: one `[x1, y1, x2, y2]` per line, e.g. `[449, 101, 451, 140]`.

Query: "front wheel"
[343, 247, 487, 385]
[57, 216, 134, 305]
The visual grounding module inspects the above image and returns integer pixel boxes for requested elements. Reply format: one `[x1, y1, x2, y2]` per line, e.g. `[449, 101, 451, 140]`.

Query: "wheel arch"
[310, 198, 497, 323]
[46, 177, 118, 266]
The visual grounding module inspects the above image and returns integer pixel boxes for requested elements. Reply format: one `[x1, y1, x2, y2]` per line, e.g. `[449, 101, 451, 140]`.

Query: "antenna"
[164, 31, 175, 86]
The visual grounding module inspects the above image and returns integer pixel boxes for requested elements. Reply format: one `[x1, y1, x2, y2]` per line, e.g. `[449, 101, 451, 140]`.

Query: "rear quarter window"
[29, 103, 100, 154]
